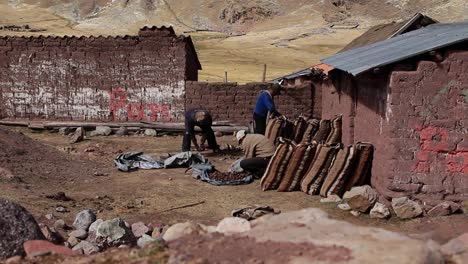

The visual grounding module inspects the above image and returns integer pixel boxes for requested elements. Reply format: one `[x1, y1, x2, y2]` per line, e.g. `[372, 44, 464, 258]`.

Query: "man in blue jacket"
[253, 83, 283, 134]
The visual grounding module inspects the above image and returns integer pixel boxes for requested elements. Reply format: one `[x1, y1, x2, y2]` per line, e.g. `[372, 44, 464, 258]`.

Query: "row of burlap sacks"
[260, 115, 374, 198]
[264, 115, 342, 145]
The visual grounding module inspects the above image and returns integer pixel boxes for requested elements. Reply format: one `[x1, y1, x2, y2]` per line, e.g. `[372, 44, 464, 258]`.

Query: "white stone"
[88, 219, 103, 233]
[73, 209, 96, 231]
[144, 129, 158, 137]
[72, 241, 100, 255]
[370, 202, 391, 219]
[137, 234, 155, 248]
[337, 203, 351, 211]
[216, 217, 251, 234]
[162, 222, 205, 242]
[90, 126, 112, 137]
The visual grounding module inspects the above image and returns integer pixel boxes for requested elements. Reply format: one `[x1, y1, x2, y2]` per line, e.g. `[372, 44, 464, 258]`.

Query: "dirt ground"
[1, 125, 467, 246]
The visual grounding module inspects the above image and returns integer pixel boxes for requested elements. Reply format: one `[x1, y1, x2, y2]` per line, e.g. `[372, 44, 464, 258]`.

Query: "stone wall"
[185, 81, 321, 125]
[322, 49, 468, 204]
[0, 26, 200, 122]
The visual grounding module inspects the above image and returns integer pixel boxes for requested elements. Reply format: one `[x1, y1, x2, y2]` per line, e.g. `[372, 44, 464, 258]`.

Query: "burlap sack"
[307, 145, 339, 195]
[260, 139, 295, 191]
[300, 144, 336, 194]
[326, 116, 342, 145]
[312, 119, 331, 143]
[292, 116, 308, 143]
[300, 119, 320, 144]
[343, 143, 374, 192]
[277, 143, 316, 192]
[324, 145, 359, 197]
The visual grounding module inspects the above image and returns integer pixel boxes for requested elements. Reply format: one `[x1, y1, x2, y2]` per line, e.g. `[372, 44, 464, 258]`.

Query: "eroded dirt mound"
[169, 232, 352, 263]
[0, 126, 101, 182]
[219, 0, 280, 24]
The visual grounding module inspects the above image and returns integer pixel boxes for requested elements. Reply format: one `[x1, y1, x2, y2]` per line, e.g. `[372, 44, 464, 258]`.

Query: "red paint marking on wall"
[109, 88, 171, 121]
[413, 126, 467, 173]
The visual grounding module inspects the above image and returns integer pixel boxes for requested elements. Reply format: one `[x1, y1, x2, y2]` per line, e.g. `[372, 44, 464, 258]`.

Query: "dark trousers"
[182, 125, 218, 152]
[240, 157, 271, 179]
[253, 113, 267, 135]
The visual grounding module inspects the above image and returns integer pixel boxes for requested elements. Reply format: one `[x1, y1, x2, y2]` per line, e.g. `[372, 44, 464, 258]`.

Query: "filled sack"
[300, 119, 320, 144]
[326, 115, 342, 145]
[312, 119, 331, 143]
[260, 138, 295, 191]
[321, 145, 358, 197]
[277, 142, 317, 192]
[300, 144, 339, 195]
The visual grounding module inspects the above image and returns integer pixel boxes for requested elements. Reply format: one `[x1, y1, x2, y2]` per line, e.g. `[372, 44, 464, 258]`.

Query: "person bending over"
[252, 83, 283, 135]
[182, 109, 219, 152]
[236, 130, 276, 178]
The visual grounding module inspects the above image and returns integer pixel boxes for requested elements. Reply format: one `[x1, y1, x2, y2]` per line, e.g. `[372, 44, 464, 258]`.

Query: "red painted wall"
[0, 26, 199, 122]
[185, 81, 320, 125]
[322, 49, 468, 204]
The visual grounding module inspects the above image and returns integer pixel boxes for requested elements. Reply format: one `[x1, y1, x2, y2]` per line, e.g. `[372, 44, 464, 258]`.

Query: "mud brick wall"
[0, 26, 200, 122]
[185, 82, 320, 125]
[322, 49, 468, 204]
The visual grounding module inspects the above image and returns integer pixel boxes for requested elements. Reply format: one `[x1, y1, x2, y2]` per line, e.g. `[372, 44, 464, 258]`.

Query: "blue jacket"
[254, 91, 277, 117]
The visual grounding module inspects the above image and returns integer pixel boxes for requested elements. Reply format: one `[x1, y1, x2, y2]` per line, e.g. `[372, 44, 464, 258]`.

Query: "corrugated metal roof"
[321, 21, 468, 76]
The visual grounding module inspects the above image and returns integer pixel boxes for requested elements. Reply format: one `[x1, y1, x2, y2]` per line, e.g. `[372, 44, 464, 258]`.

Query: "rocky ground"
[0, 125, 467, 264]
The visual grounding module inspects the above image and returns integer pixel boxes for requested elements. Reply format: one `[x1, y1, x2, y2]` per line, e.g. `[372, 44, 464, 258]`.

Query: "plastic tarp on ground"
[114, 152, 253, 186]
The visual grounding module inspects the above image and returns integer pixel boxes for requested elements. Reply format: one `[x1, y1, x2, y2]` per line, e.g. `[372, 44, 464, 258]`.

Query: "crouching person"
[236, 130, 276, 179]
[182, 109, 219, 152]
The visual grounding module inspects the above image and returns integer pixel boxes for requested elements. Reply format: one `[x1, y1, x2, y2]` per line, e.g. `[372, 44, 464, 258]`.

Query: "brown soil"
[1, 125, 467, 247]
[169, 232, 353, 263]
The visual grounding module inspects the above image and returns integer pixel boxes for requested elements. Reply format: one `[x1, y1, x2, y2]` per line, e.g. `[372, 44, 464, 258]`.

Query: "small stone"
[427, 201, 461, 217]
[131, 222, 152, 238]
[88, 219, 103, 233]
[67, 236, 79, 247]
[69, 229, 88, 240]
[90, 126, 112, 137]
[350, 210, 361, 217]
[144, 129, 158, 137]
[163, 222, 205, 242]
[216, 217, 251, 234]
[45, 214, 54, 220]
[55, 207, 69, 213]
[370, 202, 391, 219]
[337, 203, 351, 211]
[343, 185, 378, 213]
[320, 195, 342, 203]
[54, 219, 67, 230]
[137, 234, 155, 248]
[73, 209, 96, 231]
[70, 127, 85, 144]
[392, 197, 423, 219]
[72, 241, 100, 255]
[39, 224, 64, 244]
[115, 127, 128, 136]
[24, 240, 76, 257]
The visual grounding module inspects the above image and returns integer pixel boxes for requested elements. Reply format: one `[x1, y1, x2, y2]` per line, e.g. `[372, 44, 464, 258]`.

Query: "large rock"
[73, 209, 96, 231]
[70, 127, 85, 144]
[343, 185, 378, 213]
[115, 126, 128, 136]
[162, 222, 205, 242]
[88, 219, 103, 233]
[441, 233, 468, 264]
[95, 218, 136, 248]
[370, 202, 391, 219]
[427, 201, 461, 217]
[216, 217, 251, 234]
[392, 197, 423, 219]
[170, 208, 443, 264]
[0, 198, 45, 260]
[23, 240, 76, 257]
[90, 126, 112, 137]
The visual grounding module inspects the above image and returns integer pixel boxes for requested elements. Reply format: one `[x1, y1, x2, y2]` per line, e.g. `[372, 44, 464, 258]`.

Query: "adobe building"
[0, 26, 201, 122]
[321, 22, 468, 206]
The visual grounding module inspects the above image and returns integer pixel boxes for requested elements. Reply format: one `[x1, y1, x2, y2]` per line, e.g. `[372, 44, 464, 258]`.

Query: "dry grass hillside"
[1, 0, 467, 82]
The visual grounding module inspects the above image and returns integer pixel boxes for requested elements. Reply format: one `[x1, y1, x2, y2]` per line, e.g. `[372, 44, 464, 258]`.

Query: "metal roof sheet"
[321, 21, 468, 76]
